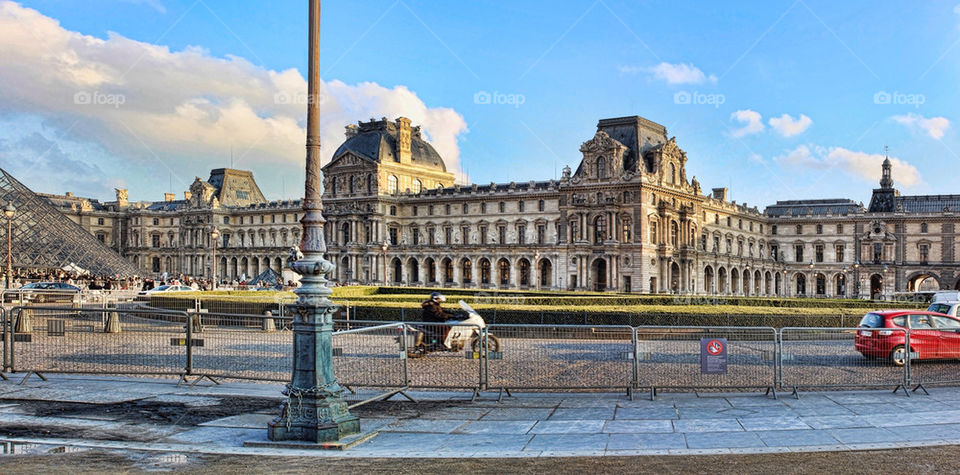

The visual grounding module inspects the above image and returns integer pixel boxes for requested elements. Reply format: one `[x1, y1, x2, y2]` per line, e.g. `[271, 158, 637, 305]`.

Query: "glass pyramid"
[0, 169, 141, 277]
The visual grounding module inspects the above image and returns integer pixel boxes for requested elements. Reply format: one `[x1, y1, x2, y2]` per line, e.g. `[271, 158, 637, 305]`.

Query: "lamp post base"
[267, 397, 359, 443]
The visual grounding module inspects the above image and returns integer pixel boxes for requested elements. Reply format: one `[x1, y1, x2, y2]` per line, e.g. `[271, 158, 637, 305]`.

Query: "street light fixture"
[4, 202, 14, 289]
[210, 227, 220, 291]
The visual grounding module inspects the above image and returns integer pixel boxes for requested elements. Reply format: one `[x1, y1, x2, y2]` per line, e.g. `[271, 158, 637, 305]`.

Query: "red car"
[855, 310, 960, 366]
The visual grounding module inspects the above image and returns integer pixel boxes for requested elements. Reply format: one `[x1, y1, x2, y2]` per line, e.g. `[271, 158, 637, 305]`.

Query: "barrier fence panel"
[485, 324, 634, 393]
[333, 323, 407, 390]
[634, 326, 777, 396]
[402, 322, 483, 390]
[779, 327, 908, 393]
[903, 324, 960, 389]
[186, 312, 294, 382]
[9, 306, 188, 377]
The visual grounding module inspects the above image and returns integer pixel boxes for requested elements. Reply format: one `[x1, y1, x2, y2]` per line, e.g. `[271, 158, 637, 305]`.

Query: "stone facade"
[39, 114, 960, 297]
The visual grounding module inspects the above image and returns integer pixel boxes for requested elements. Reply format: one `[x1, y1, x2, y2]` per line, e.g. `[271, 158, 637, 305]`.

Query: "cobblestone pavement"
[1, 374, 959, 458]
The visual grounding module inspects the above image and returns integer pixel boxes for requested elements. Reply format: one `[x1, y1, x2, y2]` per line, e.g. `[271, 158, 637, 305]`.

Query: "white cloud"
[892, 113, 950, 139]
[768, 113, 812, 137]
[748, 153, 765, 164]
[0, 2, 468, 197]
[645, 62, 717, 85]
[729, 109, 764, 138]
[774, 145, 921, 186]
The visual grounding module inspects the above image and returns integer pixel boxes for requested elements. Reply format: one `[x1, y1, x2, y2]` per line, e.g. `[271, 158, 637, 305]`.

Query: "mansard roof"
[764, 199, 860, 217]
[331, 117, 447, 172]
[895, 194, 960, 213]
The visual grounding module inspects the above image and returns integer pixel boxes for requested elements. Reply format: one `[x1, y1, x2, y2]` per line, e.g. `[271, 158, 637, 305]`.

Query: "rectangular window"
[837, 224, 843, 234]
[152, 234, 161, 248]
[498, 226, 506, 244]
[428, 205, 434, 216]
[795, 244, 804, 263]
[816, 224, 823, 235]
[836, 245, 845, 262]
[815, 244, 824, 263]
[772, 225, 778, 235]
[445, 204, 451, 215]
[462, 203, 468, 214]
[444, 227, 452, 245]
[771, 245, 779, 261]
[518, 225, 526, 244]
[389, 228, 398, 246]
[537, 225, 545, 245]
[538, 200, 545, 212]
[412, 228, 420, 245]
[499, 202, 505, 213]
[461, 226, 470, 244]
[795, 225, 802, 234]
[481, 203, 487, 214]
[920, 244, 929, 264]
[428, 228, 435, 245]
[413, 206, 418, 216]
[518, 201, 525, 212]
[480, 226, 488, 245]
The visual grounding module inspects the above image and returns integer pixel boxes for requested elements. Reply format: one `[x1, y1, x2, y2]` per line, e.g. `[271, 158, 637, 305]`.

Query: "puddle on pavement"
[131, 452, 196, 472]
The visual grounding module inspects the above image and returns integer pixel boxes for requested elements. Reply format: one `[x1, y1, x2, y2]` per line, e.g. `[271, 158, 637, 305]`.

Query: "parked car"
[927, 291, 960, 318]
[3, 281, 82, 304]
[855, 310, 960, 366]
[137, 285, 194, 296]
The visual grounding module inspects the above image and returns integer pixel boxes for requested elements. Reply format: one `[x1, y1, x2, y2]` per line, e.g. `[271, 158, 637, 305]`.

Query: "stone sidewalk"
[1, 374, 959, 457]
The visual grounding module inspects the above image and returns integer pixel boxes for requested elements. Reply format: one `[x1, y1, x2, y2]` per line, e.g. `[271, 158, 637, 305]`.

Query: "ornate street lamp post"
[4, 202, 14, 289]
[853, 260, 861, 299]
[380, 241, 389, 286]
[534, 250, 541, 291]
[267, 0, 360, 443]
[210, 227, 220, 290]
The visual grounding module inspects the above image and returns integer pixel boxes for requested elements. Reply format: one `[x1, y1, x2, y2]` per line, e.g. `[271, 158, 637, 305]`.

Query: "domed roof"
[331, 117, 447, 172]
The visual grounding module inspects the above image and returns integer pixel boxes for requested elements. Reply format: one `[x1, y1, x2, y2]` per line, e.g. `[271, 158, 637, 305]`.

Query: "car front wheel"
[890, 345, 908, 367]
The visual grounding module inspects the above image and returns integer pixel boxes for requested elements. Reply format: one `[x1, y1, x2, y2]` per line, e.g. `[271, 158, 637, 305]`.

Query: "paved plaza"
[1, 374, 959, 458]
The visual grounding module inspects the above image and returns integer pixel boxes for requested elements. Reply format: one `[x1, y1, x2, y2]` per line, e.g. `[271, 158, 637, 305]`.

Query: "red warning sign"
[705, 339, 725, 356]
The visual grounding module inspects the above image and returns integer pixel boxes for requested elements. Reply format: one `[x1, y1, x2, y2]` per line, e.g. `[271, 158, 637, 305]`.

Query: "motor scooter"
[402, 300, 500, 357]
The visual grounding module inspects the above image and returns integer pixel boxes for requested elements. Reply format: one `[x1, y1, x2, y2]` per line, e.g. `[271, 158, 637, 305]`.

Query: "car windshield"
[929, 303, 952, 314]
[859, 313, 884, 328]
[153, 285, 171, 291]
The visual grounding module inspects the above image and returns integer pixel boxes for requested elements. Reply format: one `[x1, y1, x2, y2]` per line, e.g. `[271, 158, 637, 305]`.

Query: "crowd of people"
[4, 268, 297, 292]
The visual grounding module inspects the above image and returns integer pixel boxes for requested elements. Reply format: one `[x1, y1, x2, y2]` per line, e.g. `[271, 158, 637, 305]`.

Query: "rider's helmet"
[430, 291, 446, 303]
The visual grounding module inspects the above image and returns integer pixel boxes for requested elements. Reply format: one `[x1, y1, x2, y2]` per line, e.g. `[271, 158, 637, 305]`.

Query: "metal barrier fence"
[9, 314, 960, 397]
[400, 322, 484, 391]
[779, 327, 909, 394]
[187, 312, 294, 382]
[636, 326, 777, 397]
[7, 306, 189, 380]
[485, 325, 634, 394]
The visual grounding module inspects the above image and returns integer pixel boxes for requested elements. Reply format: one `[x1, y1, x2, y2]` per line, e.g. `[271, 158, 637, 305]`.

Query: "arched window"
[594, 215, 607, 243]
[498, 259, 510, 285]
[668, 163, 676, 184]
[412, 179, 422, 194]
[480, 260, 491, 284]
[462, 260, 472, 283]
[387, 175, 398, 194]
[596, 157, 606, 178]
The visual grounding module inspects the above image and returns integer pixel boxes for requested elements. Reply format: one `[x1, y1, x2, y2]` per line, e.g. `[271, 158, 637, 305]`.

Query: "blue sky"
[2, 0, 959, 207]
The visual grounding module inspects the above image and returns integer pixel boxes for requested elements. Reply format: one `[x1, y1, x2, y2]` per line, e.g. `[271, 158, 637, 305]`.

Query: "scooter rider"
[420, 292, 461, 348]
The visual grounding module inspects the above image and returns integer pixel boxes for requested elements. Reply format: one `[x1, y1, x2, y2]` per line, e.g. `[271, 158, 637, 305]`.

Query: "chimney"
[712, 187, 728, 201]
[184, 191, 192, 200]
[164, 193, 176, 202]
[115, 188, 129, 207]
[396, 117, 412, 164]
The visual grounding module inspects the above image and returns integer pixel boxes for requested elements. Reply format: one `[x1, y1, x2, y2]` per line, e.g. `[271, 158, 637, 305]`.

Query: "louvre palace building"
[42, 115, 960, 298]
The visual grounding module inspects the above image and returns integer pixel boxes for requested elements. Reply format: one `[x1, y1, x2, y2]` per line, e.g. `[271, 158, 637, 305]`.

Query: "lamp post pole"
[210, 227, 220, 291]
[3, 202, 17, 289]
[4, 203, 15, 289]
[267, 0, 359, 443]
